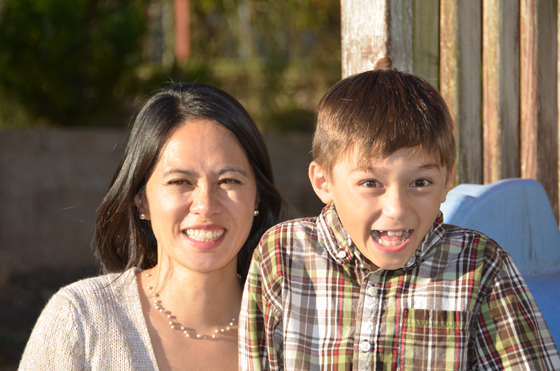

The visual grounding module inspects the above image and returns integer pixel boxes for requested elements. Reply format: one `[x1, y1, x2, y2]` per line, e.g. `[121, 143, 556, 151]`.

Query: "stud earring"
[139, 213, 146, 220]
[253, 210, 259, 217]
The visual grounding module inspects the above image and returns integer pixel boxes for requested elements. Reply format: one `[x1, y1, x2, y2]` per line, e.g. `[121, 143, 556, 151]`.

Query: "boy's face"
[309, 146, 453, 270]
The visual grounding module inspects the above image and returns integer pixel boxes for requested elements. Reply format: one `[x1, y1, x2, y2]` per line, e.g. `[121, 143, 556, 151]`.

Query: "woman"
[19, 83, 283, 370]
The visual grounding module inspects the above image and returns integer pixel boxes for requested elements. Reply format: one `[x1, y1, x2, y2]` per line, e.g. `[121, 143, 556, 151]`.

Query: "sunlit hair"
[95, 83, 283, 280]
[312, 69, 456, 176]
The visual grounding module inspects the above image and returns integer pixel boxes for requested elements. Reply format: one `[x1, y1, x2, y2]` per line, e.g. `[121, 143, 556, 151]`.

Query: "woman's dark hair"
[95, 82, 283, 280]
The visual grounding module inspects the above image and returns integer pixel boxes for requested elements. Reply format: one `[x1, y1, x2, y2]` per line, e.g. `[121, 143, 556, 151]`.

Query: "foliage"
[186, 0, 342, 132]
[0, 0, 341, 131]
[0, 0, 146, 127]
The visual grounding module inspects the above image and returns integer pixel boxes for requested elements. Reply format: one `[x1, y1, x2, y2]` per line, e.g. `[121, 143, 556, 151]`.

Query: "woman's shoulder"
[54, 268, 139, 307]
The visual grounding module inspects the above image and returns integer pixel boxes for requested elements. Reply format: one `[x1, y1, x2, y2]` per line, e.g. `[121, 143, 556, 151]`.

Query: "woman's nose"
[190, 187, 220, 216]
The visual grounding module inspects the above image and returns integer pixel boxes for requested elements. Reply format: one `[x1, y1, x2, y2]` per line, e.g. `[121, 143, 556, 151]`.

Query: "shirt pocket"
[397, 308, 473, 371]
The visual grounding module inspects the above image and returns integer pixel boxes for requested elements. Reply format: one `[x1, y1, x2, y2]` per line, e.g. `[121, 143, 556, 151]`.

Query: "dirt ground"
[0, 264, 98, 370]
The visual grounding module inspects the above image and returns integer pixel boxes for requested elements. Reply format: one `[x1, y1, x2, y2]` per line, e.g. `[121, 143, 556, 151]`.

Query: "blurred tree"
[0, 0, 340, 131]
[187, 0, 342, 132]
[0, 0, 146, 127]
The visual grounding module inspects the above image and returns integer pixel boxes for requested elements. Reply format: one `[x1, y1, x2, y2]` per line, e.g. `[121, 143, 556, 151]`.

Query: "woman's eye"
[219, 179, 239, 186]
[169, 179, 189, 186]
[412, 179, 430, 187]
[363, 180, 380, 188]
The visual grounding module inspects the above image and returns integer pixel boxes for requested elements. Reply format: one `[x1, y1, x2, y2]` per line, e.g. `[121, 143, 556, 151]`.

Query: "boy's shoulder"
[256, 216, 327, 260]
[260, 216, 319, 243]
[438, 222, 513, 270]
[442, 222, 499, 248]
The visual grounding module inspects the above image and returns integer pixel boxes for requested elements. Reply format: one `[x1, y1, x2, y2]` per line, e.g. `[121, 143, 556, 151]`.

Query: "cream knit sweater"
[18, 268, 159, 370]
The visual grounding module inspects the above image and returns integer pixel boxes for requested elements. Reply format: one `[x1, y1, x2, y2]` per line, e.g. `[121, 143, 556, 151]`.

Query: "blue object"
[524, 273, 560, 344]
[440, 178, 560, 344]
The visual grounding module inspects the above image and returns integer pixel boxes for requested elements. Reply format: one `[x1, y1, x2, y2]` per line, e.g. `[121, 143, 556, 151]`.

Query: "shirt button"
[360, 341, 371, 352]
[336, 251, 346, 259]
[367, 286, 378, 297]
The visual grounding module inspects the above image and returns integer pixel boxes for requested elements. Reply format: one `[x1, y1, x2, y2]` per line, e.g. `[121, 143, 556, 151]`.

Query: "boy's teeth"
[378, 239, 402, 247]
[186, 229, 224, 242]
[372, 230, 410, 247]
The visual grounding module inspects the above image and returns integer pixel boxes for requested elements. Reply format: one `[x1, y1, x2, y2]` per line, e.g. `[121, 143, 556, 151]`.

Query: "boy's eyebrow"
[350, 162, 442, 173]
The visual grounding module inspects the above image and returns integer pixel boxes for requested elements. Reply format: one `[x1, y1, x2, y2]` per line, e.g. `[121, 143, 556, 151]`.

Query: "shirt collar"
[317, 203, 446, 269]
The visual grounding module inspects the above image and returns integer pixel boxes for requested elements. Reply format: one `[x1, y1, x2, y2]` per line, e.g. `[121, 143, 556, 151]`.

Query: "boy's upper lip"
[371, 228, 413, 232]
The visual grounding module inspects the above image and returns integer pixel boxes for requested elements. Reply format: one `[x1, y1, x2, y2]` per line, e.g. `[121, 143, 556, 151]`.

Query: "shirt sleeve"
[239, 232, 284, 371]
[474, 253, 560, 370]
[19, 291, 85, 370]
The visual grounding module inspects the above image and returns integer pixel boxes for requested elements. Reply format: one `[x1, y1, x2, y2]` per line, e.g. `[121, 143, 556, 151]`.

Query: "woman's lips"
[184, 228, 225, 242]
[182, 226, 227, 249]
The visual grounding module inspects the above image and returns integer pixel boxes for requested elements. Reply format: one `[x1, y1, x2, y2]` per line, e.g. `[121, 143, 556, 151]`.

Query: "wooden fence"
[340, 0, 559, 224]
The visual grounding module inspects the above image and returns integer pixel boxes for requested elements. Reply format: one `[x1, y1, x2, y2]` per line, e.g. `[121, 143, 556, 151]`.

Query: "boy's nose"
[382, 187, 411, 221]
[190, 187, 220, 216]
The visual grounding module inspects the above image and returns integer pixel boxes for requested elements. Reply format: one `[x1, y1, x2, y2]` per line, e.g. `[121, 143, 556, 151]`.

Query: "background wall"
[0, 129, 322, 287]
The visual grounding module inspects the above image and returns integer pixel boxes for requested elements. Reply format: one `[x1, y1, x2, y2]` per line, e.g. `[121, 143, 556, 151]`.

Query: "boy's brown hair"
[312, 68, 456, 176]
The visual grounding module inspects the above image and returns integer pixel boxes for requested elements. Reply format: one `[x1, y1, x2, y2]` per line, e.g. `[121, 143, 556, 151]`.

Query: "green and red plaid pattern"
[239, 203, 560, 370]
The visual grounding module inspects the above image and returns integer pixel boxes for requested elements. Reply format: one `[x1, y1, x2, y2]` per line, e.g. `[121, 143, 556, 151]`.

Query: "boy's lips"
[371, 229, 412, 247]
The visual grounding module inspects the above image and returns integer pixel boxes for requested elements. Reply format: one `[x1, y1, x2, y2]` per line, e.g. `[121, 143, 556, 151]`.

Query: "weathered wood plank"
[521, 0, 539, 181]
[482, 0, 520, 184]
[341, 0, 413, 77]
[440, 0, 483, 185]
[412, 0, 439, 88]
[520, 0, 558, 221]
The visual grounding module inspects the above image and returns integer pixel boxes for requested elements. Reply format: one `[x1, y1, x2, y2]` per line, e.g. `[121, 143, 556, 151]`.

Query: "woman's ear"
[309, 161, 333, 205]
[134, 188, 151, 220]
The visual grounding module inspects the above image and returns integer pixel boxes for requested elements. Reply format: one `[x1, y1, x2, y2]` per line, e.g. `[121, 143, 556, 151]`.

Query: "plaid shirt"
[239, 203, 560, 370]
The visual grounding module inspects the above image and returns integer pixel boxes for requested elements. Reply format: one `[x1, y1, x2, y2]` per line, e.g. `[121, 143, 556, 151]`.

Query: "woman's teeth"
[371, 230, 410, 247]
[185, 229, 224, 242]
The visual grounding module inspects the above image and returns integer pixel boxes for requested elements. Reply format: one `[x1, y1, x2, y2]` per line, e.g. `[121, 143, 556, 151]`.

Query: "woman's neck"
[140, 263, 243, 329]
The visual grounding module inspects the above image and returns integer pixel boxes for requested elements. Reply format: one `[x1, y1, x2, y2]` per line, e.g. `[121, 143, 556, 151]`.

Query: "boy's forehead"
[335, 145, 445, 173]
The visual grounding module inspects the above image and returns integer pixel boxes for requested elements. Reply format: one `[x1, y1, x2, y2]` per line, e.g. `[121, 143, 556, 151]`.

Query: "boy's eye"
[362, 180, 380, 188]
[411, 179, 430, 187]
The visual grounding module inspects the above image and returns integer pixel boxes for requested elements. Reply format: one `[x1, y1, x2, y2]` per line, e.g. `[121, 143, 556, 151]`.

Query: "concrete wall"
[0, 129, 322, 286]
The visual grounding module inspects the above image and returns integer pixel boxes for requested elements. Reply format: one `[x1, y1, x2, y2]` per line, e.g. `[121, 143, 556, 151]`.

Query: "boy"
[239, 69, 560, 370]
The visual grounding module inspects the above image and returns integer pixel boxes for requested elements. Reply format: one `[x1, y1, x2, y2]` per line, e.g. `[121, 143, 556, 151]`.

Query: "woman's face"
[140, 119, 258, 275]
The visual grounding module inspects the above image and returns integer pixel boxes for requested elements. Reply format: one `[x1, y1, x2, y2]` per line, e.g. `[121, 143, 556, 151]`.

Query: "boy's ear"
[309, 161, 333, 205]
[441, 165, 455, 203]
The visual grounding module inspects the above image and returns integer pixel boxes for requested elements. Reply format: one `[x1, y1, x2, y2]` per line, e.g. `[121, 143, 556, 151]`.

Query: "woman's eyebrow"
[217, 166, 250, 178]
[162, 166, 250, 178]
[162, 168, 197, 177]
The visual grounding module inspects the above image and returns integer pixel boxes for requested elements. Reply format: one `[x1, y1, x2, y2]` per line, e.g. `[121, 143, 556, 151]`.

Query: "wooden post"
[340, 0, 413, 77]
[440, 0, 483, 185]
[482, 0, 520, 184]
[520, 0, 558, 222]
[174, 0, 190, 63]
[412, 0, 439, 88]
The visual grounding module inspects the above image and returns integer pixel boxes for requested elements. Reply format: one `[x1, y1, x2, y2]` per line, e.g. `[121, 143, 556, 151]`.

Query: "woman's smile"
[184, 228, 225, 242]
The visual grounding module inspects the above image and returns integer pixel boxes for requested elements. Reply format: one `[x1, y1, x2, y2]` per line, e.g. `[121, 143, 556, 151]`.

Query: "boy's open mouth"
[371, 230, 410, 247]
